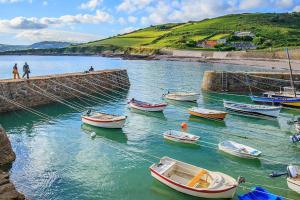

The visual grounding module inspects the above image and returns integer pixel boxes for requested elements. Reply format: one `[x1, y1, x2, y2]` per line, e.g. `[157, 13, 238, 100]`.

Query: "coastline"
[1, 51, 300, 71]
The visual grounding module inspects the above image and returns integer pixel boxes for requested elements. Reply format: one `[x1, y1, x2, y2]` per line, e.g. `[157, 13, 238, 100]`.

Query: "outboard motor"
[290, 134, 300, 143]
[86, 109, 92, 116]
[287, 165, 298, 178]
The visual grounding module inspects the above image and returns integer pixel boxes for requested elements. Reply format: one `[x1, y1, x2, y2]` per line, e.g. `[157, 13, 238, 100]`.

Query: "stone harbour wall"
[0, 126, 25, 200]
[202, 71, 300, 93]
[0, 69, 130, 113]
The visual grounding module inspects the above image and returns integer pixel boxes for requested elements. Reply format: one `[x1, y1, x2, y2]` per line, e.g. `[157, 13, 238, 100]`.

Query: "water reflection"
[188, 116, 226, 127]
[81, 124, 128, 144]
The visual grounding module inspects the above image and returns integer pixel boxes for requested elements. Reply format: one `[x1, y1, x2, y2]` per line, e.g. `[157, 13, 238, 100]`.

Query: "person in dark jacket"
[89, 66, 94, 72]
[22, 62, 30, 79]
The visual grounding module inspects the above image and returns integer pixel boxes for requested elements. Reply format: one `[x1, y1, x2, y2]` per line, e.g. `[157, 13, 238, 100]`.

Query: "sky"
[0, 0, 300, 45]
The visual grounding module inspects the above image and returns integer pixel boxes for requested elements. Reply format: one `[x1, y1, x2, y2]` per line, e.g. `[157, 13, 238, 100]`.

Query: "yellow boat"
[188, 107, 228, 120]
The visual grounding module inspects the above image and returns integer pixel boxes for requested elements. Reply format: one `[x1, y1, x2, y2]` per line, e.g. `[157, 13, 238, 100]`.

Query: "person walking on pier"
[22, 62, 30, 79]
[12, 64, 20, 79]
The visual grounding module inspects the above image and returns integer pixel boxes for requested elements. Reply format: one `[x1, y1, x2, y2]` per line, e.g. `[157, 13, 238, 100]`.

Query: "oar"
[269, 171, 288, 178]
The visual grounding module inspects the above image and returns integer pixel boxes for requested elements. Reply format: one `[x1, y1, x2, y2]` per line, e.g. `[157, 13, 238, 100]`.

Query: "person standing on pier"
[22, 62, 30, 79]
[12, 64, 20, 79]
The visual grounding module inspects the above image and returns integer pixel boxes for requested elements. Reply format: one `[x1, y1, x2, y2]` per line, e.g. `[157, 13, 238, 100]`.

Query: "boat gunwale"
[149, 168, 237, 194]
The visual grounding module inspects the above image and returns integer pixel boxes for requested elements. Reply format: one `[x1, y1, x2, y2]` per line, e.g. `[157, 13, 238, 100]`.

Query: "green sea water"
[0, 56, 300, 200]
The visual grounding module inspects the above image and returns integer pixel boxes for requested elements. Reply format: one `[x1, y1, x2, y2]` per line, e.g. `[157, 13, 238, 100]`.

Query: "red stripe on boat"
[150, 168, 237, 193]
[82, 116, 126, 123]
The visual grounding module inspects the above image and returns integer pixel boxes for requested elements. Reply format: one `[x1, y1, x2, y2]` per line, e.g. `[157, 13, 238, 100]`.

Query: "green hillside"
[77, 13, 300, 51]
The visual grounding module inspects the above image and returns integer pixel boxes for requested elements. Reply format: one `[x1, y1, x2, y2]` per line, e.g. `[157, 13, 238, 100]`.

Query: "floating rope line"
[0, 95, 51, 120]
[25, 84, 85, 112]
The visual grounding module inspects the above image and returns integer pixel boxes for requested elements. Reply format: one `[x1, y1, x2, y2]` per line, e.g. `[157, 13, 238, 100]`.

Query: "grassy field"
[73, 13, 300, 52]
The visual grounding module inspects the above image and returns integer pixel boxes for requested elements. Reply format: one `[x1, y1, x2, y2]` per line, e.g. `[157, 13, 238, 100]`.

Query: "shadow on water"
[150, 180, 203, 200]
[227, 113, 280, 128]
[164, 99, 198, 109]
[188, 116, 226, 128]
[81, 124, 128, 144]
[129, 108, 167, 121]
[218, 151, 262, 168]
[163, 139, 201, 149]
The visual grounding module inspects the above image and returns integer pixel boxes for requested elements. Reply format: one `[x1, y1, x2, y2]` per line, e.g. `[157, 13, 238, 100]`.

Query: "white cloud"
[0, 10, 113, 30]
[0, 0, 21, 3]
[294, 5, 300, 12]
[79, 0, 103, 10]
[239, 0, 266, 10]
[275, 0, 294, 8]
[128, 16, 137, 23]
[117, 0, 153, 13]
[15, 29, 102, 43]
[119, 27, 136, 34]
[118, 17, 126, 25]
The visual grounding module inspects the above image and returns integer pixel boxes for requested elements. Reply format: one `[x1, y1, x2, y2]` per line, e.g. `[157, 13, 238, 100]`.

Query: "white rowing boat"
[150, 157, 243, 199]
[287, 165, 300, 194]
[81, 111, 126, 129]
[164, 92, 199, 102]
[218, 141, 261, 159]
[223, 100, 281, 118]
[129, 99, 167, 112]
[163, 130, 200, 143]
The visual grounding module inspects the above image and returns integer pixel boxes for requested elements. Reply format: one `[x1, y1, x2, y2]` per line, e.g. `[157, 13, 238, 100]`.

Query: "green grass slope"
[76, 13, 300, 51]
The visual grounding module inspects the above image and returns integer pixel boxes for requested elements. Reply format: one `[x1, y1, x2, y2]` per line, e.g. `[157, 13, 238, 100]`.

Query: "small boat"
[287, 165, 300, 194]
[81, 111, 126, 129]
[129, 98, 167, 112]
[150, 157, 243, 199]
[238, 186, 284, 200]
[164, 92, 199, 102]
[251, 50, 300, 108]
[163, 130, 200, 143]
[189, 107, 228, 120]
[223, 100, 281, 118]
[218, 141, 261, 159]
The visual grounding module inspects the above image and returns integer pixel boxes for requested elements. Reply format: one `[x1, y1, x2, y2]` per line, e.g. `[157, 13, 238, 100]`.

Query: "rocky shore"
[0, 126, 25, 200]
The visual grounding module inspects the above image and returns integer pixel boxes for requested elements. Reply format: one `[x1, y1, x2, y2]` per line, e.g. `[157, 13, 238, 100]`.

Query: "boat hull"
[251, 96, 300, 107]
[218, 144, 259, 159]
[129, 102, 167, 112]
[81, 117, 126, 129]
[223, 101, 280, 118]
[189, 110, 227, 120]
[150, 169, 237, 199]
[165, 94, 199, 102]
[287, 178, 300, 194]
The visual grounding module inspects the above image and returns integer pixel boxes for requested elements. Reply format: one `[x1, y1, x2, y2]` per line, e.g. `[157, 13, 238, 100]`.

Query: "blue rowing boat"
[238, 186, 284, 200]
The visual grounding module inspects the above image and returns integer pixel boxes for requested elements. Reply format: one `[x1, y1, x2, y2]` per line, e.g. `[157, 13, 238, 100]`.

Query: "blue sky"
[0, 0, 299, 45]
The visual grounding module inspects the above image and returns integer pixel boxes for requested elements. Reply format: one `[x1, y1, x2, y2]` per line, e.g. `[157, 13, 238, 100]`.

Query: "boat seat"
[187, 170, 209, 188]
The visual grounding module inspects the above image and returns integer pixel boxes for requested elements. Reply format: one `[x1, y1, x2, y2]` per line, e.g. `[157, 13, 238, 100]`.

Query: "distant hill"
[76, 12, 300, 51]
[0, 41, 73, 52]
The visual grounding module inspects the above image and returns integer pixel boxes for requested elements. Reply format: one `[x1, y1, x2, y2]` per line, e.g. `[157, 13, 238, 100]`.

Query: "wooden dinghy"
[163, 130, 200, 143]
[188, 107, 228, 120]
[164, 92, 199, 102]
[150, 157, 243, 199]
[129, 98, 167, 112]
[287, 165, 300, 194]
[218, 141, 261, 159]
[81, 111, 126, 129]
[223, 100, 281, 118]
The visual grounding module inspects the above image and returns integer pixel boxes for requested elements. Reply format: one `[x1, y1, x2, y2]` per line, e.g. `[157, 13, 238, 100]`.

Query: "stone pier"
[0, 69, 130, 113]
[202, 71, 300, 93]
